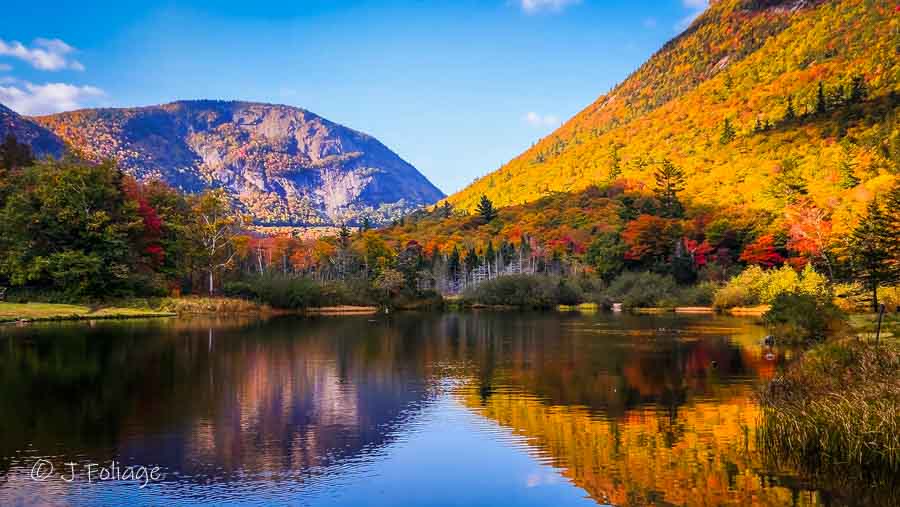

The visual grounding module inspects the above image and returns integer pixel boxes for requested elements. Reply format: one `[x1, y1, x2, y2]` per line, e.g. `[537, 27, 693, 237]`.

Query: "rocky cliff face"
[0, 103, 66, 158]
[29, 100, 443, 225]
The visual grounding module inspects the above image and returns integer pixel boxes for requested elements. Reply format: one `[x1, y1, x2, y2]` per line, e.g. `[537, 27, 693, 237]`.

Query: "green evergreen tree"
[847, 198, 894, 311]
[607, 144, 622, 181]
[464, 247, 479, 275]
[815, 81, 827, 114]
[784, 96, 796, 122]
[719, 117, 736, 145]
[475, 194, 497, 222]
[448, 246, 461, 279]
[338, 223, 352, 249]
[0, 134, 33, 171]
[838, 158, 860, 189]
[849, 75, 867, 103]
[485, 240, 495, 276]
[654, 159, 686, 218]
[768, 157, 808, 204]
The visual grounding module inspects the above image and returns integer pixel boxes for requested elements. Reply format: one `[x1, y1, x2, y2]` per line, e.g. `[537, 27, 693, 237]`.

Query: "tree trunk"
[209, 270, 214, 296]
[872, 281, 879, 313]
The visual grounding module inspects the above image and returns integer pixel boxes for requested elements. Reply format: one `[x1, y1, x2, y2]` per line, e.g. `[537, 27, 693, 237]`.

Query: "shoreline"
[0, 299, 777, 324]
[0, 303, 177, 323]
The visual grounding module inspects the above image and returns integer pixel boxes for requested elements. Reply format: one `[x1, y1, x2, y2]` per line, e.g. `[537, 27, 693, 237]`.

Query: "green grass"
[848, 313, 900, 342]
[0, 302, 175, 322]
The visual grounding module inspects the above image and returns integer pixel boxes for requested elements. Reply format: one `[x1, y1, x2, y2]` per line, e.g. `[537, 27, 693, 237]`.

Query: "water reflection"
[0, 313, 849, 505]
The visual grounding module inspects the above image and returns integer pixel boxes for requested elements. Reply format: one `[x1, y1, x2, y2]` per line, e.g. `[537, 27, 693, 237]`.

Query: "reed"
[758, 339, 900, 480]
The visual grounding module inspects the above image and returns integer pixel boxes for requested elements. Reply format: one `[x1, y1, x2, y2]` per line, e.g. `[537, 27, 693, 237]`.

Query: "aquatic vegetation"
[758, 339, 900, 492]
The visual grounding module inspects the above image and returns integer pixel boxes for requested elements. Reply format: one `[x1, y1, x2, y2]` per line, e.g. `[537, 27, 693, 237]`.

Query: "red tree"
[739, 234, 784, 267]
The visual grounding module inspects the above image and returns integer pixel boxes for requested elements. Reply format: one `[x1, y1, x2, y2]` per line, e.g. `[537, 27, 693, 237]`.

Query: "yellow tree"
[191, 189, 248, 295]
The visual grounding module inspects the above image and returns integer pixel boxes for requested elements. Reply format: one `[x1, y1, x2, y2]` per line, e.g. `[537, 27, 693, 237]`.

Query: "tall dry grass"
[758, 339, 900, 484]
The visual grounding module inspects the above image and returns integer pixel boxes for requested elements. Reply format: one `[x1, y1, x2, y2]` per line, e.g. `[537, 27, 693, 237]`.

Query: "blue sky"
[1, 0, 708, 194]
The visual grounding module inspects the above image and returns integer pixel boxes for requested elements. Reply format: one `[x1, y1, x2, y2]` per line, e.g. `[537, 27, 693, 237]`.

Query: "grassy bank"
[758, 335, 900, 486]
[0, 302, 175, 322]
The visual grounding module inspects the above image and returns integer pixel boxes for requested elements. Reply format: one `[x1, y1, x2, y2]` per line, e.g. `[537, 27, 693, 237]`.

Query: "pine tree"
[838, 158, 860, 189]
[753, 118, 763, 133]
[607, 144, 622, 182]
[847, 199, 894, 311]
[784, 96, 796, 122]
[0, 134, 33, 171]
[815, 81, 827, 114]
[849, 75, 867, 103]
[654, 159, 686, 218]
[448, 246, 461, 280]
[476, 194, 497, 222]
[719, 117, 736, 145]
[464, 248, 479, 275]
[338, 223, 351, 249]
[768, 157, 808, 204]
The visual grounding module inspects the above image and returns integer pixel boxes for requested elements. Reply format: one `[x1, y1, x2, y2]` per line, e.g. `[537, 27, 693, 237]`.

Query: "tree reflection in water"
[0, 313, 867, 505]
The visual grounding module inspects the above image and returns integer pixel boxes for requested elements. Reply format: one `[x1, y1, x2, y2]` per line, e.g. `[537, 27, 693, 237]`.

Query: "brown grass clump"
[758, 339, 900, 488]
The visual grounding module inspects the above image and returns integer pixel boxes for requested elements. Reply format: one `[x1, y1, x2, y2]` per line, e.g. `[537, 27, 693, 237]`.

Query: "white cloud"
[523, 111, 560, 127]
[0, 63, 11, 71]
[0, 38, 85, 71]
[675, 0, 709, 31]
[0, 81, 104, 115]
[519, 0, 581, 14]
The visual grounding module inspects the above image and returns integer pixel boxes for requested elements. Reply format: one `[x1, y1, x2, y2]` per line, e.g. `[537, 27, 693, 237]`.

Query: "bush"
[712, 283, 754, 309]
[556, 278, 584, 306]
[320, 278, 379, 307]
[713, 264, 830, 309]
[463, 274, 569, 309]
[602, 271, 678, 308]
[674, 281, 719, 306]
[222, 281, 256, 299]
[249, 277, 323, 309]
[762, 292, 845, 343]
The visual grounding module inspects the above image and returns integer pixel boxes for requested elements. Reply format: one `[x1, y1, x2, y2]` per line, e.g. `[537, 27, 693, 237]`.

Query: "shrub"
[712, 283, 754, 309]
[762, 292, 845, 343]
[222, 281, 256, 299]
[674, 281, 718, 306]
[556, 278, 584, 306]
[713, 264, 830, 309]
[250, 277, 322, 309]
[603, 271, 678, 308]
[463, 274, 565, 309]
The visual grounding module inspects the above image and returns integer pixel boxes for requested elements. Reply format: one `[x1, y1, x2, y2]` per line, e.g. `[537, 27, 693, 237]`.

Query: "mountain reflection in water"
[0, 313, 847, 506]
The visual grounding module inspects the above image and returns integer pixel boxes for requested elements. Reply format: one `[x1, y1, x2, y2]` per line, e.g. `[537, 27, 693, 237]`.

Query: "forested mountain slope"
[447, 0, 899, 229]
[0, 104, 66, 158]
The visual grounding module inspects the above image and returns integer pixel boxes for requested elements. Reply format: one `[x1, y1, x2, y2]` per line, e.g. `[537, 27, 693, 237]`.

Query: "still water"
[0, 312, 838, 506]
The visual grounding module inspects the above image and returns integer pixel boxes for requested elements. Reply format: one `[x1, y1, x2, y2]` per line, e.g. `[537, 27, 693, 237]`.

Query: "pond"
[0, 312, 842, 506]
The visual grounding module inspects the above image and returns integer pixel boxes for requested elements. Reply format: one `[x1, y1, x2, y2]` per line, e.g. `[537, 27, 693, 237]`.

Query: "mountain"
[0, 103, 66, 158]
[445, 0, 899, 218]
[24, 100, 443, 225]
